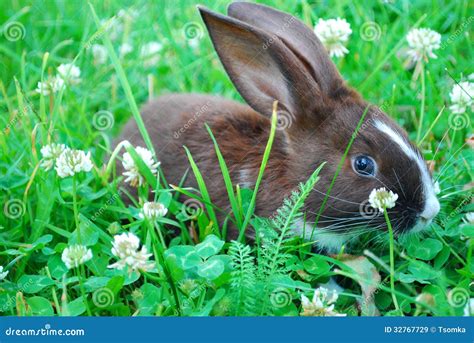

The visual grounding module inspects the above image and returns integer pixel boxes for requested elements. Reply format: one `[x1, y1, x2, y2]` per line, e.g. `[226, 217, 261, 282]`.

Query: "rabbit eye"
[352, 155, 376, 177]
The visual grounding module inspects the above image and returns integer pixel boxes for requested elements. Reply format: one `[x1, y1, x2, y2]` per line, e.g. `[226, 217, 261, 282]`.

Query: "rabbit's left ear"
[198, 6, 322, 122]
[227, 2, 346, 97]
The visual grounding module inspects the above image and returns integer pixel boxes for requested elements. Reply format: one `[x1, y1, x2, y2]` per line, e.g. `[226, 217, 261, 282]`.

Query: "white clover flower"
[40, 143, 68, 171]
[108, 232, 155, 273]
[111, 232, 140, 258]
[465, 212, 474, 225]
[57, 63, 81, 84]
[55, 149, 93, 178]
[100, 18, 123, 41]
[140, 42, 163, 67]
[119, 42, 133, 57]
[35, 81, 49, 96]
[0, 266, 9, 281]
[406, 28, 441, 63]
[35, 76, 65, 96]
[314, 18, 352, 58]
[91, 44, 108, 65]
[61, 245, 93, 269]
[464, 298, 474, 316]
[300, 287, 346, 317]
[109, 248, 154, 273]
[140, 202, 168, 220]
[449, 81, 474, 114]
[368, 187, 398, 212]
[122, 146, 159, 187]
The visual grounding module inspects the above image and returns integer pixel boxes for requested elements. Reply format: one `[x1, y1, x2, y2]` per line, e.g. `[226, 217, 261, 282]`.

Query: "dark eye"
[352, 155, 376, 177]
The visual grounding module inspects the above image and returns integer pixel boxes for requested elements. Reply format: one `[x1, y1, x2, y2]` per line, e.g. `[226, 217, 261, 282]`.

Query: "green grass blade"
[169, 184, 223, 215]
[418, 105, 445, 146]
[205, 124, 243, 228]
[238, 101, 278, 242]
[183, 146, 219, 235]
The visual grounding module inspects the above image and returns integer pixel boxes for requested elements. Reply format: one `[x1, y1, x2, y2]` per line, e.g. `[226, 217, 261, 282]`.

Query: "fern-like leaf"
[228, 240, 257, 315]
[256, 163, 326, 314]
[260, 162, 326, 278]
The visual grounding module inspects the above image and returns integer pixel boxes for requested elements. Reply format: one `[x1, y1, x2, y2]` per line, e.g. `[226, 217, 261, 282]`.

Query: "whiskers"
[393, 168, 407, 198]
[311, 188, 362, 205]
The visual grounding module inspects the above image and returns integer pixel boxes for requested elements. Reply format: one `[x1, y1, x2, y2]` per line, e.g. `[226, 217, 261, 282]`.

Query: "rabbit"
[115, 2, 440, 251]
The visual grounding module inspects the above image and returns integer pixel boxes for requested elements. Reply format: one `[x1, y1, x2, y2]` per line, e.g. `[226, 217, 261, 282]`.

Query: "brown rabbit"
[116, 2, 440, 251]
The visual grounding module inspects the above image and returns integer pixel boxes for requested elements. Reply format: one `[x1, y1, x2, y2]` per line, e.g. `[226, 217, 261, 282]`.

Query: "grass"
[0, 0, 473, 317]
[384, 208, 401, 315]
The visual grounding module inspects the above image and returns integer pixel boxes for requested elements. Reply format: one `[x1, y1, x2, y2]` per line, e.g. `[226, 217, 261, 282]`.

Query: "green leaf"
[195, 234, 224, 259]
[0, 293, 14, 313]
[271, 274, 310, 290]
[197, 256, 225, 280]
[47, 255, 68, 279]
[136, 283, 161, 316]
[164, 255, 185, 280]
[165, 245, 201, 270]
[77, 186, 109, 201]
[406, 238, 443, 260]
[407, 260, 441, 281]
[272, 302, 298, 316]
[27, 296, 54, 315]
[303, 255, 331, 275]
[104, 269, 140, 285]
[42, 247, 56, 255]
[17, 275, 55, 294]
[107, 276, 125, 295]
[69, 219, 99, 247]
[197, 213, 213, 238]
[4, 249, 22, 255]
[193, 288, 226, 316]
[433, 246, 450, 269]
[397, 273, 418, 284]
[422, 285, 451, 316]
[64, 296, 86, 316]
[85, 253, 110, 276]
[374, 291, 393, 310]
[83, 277, 111, 292]
[238, 188, 253, 216]
[23, 235, 53, 252]
[209, 255, 233, 272]
[157, 190, 172, 208]
[460, 224, 474, 237]
[183, 253, 203, 270]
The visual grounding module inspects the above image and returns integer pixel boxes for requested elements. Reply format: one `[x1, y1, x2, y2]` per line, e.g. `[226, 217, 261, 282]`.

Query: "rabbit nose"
[420, 195, 440, 222]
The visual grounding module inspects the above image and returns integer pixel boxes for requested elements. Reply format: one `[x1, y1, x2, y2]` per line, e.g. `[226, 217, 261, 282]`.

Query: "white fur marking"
[238, 168, 253, 188]
[374, 121, 440, 226]
[293, 218, 353, 252]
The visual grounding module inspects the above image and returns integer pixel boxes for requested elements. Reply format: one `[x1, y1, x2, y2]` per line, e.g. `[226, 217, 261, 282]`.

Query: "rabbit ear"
[227, 2, 345, 97]
[198, 6, 322, 121]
